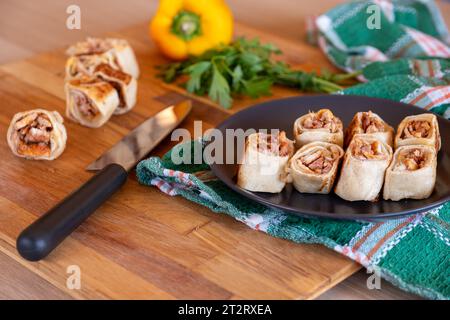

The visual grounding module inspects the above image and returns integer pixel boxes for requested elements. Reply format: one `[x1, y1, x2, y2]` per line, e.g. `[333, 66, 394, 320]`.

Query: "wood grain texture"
[317, 269, 423, 300]
[0, 21, 362, 300]
[1, 0, 445, 299]
[0, 251, 72, 300]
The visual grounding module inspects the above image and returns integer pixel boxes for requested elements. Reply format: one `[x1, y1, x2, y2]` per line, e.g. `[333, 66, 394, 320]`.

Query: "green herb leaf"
[242, 77, 272, 98]
[156, 37, 357, 108]
[158, 62, 182, 83]
[184, 61, 211, 93]
[209, 65, 232, 109]
[232, 65, 243, 91]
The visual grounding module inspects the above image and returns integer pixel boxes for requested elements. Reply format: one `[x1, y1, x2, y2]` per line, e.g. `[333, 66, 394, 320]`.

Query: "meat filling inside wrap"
[300, 109, 340, 133]
[256, 131, 293, 157]
[13, 112, 53, 157]
[361, 111, 384, 133]
[352, 138, 387, 160]
[401, 120, 431, 139]
[71, 90, 99, 119]
[394, 148, 431, 171]
[298, 148, 339, 174]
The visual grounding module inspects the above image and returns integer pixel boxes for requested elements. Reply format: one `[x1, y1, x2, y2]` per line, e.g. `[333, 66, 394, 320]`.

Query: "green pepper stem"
[171, 11, 202, 41]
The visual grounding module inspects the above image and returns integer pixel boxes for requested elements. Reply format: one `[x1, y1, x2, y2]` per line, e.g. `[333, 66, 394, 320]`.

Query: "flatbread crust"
[7, 109, 67, 160]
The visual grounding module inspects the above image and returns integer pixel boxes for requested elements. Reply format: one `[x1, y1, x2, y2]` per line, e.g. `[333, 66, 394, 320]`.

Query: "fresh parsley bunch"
[158, 37, 358, 109]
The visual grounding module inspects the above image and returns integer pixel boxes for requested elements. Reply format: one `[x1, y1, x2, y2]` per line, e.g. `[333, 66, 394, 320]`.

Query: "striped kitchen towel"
[341, 58, 450, 119]
[308, 0, 450, 119]
[310, 0, 450, 73]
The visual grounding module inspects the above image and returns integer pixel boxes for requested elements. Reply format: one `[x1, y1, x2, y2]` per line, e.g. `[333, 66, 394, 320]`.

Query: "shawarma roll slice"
[94, 63, 137, 114]
[7, 109, 67, 160]
[383, 145, 437, 201]
[66, 37, 140, 79]
[65, 53, 118, 80]
[65, 77, 119, 128]
[286, 142, 344, 194]
[237, 131, 294, 193]
[394, 113, 441, 151]
[293, 109, 343, 148]
[345, 111, 394, 147]
[334, 135, 392, 201]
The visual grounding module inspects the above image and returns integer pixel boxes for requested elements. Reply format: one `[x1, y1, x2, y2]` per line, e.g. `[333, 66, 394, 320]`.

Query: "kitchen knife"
[17, 100, 192, 261]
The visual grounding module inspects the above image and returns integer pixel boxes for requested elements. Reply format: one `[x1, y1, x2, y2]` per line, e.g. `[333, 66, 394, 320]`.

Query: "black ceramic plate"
[210, 95, 450, 221]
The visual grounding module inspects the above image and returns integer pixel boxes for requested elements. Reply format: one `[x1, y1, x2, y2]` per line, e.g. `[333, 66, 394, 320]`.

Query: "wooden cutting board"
[0, 21, 360, 299]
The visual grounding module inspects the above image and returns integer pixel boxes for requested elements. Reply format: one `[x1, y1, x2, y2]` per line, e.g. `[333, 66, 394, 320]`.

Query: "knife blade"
[86, 100, 192, 171]
[17, 100, 192, 261]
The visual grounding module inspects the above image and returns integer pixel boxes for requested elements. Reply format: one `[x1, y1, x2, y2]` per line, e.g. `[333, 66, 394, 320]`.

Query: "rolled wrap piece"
[65, 53, 118, 80]
[66, 37, 140, 79]
[7, 109, 67, 160]
[94, 63, 137, 115]
[237, 131, 294, 193]
[335, 135, 392, 201]
[293, 109, 343, 147]
[383, 145, 437, 201]
[65, 77, 119, 128]
[395, 113, 441, 151]
[345, 111, 394, 147]
[286, 142, 344, 194]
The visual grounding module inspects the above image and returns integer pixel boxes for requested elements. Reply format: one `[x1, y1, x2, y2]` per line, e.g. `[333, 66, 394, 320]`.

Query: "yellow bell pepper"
[150, 0, 234, 60]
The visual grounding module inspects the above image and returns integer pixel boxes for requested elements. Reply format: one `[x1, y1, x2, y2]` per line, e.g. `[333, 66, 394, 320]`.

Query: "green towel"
[343, 58, 450, 119]
[312, 0, 450, 119]
[313, 0, 450, 73]
[137, 0, 450, 299]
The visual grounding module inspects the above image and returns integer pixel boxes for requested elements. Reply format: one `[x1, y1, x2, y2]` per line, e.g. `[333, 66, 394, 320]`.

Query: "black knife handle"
[16, 163, 128, 261]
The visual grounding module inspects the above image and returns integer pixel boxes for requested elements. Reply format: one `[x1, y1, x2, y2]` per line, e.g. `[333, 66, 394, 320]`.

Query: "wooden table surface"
[1, 0, 448, 300]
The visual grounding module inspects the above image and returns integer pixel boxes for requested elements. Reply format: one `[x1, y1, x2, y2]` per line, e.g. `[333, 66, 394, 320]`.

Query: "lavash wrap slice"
[383, 145, 437, 201]
[286, 141, 344, 194]
[293, 109, 343, 148]
[65, 53, 118, 81]
[335, 135, 393, 201]
[65, 77, 119, 128]
[394, 113, 441, 151]
[94, 63, 137, 115]
[66, 37, 140, 79]
[7, 109, 67, 160]
[345, 111, 394, 147]
[237, 132, 294, 193]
